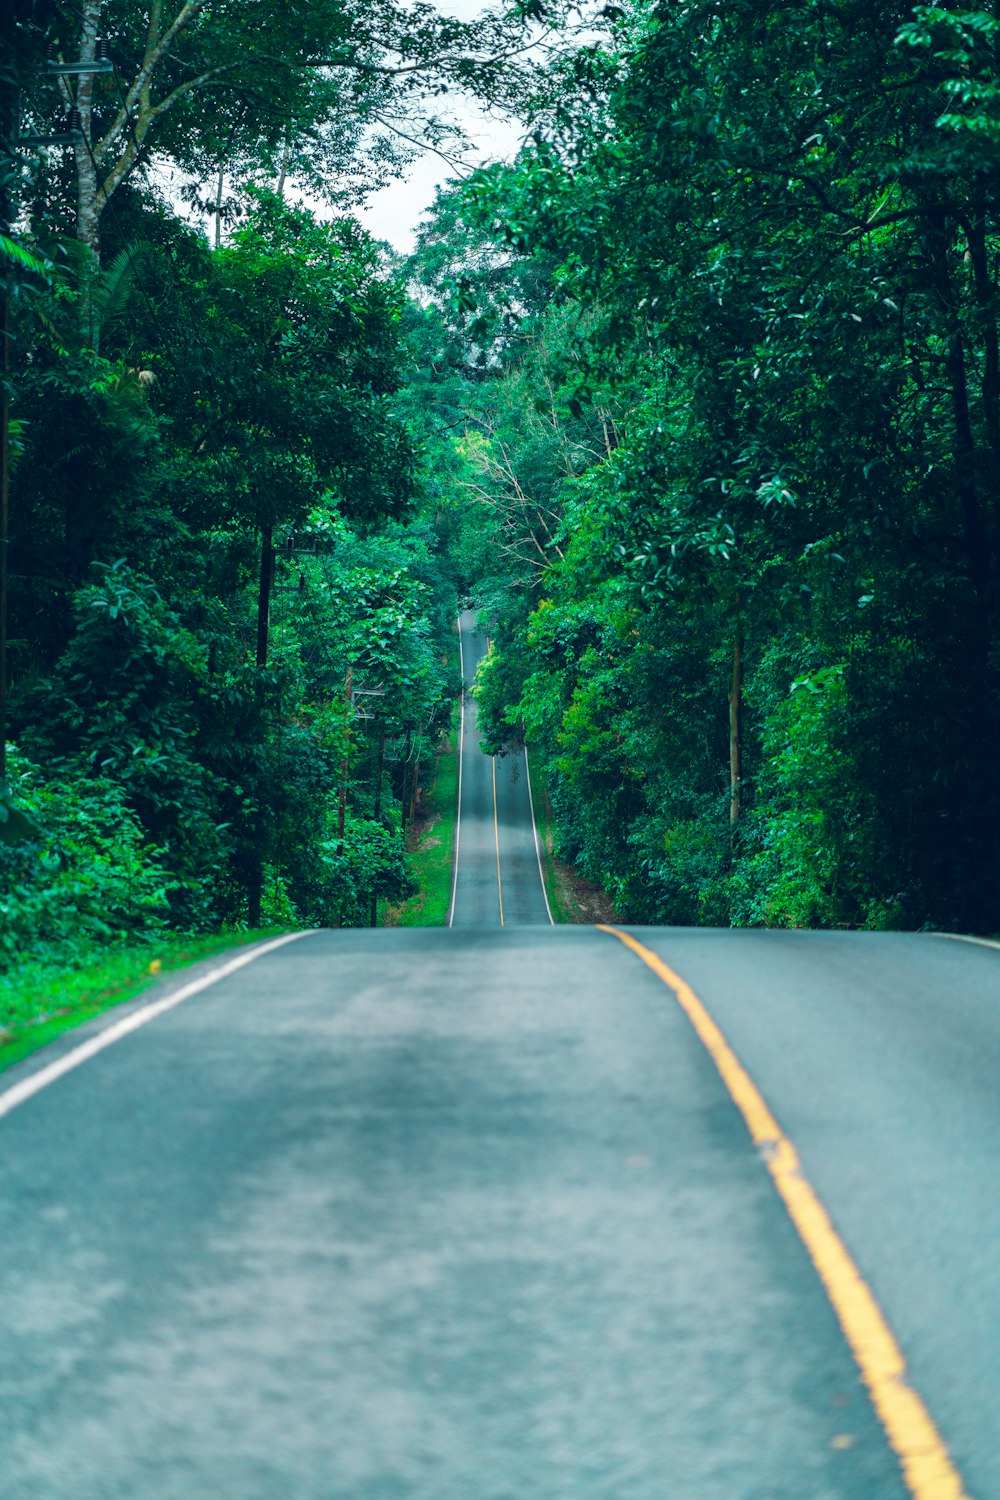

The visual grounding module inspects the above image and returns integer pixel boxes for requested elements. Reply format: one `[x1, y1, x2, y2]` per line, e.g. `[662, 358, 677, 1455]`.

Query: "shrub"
[0, 746, 173, 974]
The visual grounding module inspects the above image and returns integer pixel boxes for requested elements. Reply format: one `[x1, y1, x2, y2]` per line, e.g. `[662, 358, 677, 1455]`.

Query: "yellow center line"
[492, 755, 504, 927]
[598, 924, 972, 1500]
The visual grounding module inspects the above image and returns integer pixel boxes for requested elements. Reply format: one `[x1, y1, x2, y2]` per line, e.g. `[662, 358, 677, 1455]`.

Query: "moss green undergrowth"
[381, 729, 459, 927]
[0, 928, 289, 1076]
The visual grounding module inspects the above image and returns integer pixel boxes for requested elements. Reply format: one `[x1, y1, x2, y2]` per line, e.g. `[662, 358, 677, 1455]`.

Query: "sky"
[354, 0, 528, 253]
[160, 0, 534, 255]
[356, 105, 524, 254]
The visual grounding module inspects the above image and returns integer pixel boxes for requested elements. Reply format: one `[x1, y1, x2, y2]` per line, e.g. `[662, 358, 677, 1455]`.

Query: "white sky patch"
[159, 90, 524, 257]
[357, 0, 530, 252]
[156, 0, 565, 254]
[357, 101, 524, 253]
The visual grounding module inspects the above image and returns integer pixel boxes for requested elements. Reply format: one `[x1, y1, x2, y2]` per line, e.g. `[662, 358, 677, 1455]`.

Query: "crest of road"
[449, 610, 552, 927]
[1, 612, 997, 1500]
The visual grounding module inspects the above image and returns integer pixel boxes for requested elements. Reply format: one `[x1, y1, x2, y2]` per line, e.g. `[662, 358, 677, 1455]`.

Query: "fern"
[0, 234, 50, 278]
[90, 246, 141, 325]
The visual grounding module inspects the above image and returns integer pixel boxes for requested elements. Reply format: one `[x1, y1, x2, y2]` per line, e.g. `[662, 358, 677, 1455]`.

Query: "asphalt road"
[1, 639, 998, 1498]
[449, 610, 551, 928]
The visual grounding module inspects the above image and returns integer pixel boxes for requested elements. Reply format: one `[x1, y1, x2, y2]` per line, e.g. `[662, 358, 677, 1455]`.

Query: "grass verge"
[527, 750, 618, 924]
[381, 730, 459, 927]
[527, 752, 576, 923]
[0, 928, 289, 1077]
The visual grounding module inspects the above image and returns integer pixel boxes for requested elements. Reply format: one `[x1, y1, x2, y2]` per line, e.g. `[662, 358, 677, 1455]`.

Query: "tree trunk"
[965, 197, 1000, 542]
[927, 206, 991, 597]
[213, 164, 225, 250]
[370, 721, 385, 928]
[74, 0, 102, 344]
[400, 725, 412, 835]
[248, 522, 275, 926]
[275, 129, 292, 198]
[410, 751, 420, 828]
[337, 666, 353, 855]
[728, 626, 743, 828]
[256, 522, 274, 669]
[246, 859, 263, 928]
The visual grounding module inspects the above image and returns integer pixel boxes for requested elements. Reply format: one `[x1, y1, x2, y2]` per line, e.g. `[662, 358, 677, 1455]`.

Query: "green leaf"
[0, 788, 40, 846]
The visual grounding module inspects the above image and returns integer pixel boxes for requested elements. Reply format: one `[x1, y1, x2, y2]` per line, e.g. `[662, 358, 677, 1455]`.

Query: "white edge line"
[492, 752, 505, 927]
[524, 743, 554, 925]
[933, 932, 1000, 952]
[0, 931, 311, 1124]
[447, 613, 465, 928]
[478, 626, 503, 925]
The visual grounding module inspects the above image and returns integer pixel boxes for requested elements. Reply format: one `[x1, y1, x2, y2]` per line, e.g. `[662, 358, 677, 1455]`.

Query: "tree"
[14, 0, 545, 268]
[420, 0, 1000, 931]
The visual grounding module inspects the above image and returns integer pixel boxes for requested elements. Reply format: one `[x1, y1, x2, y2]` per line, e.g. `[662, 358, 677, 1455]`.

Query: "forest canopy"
[3, 0, 1000, 983]
[411, 0, 1000, 933]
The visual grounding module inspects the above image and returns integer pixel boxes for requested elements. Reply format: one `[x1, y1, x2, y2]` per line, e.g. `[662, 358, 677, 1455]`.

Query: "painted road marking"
[447, 614, 466, 929]
[492, 752, 505, 927]
[0, 933, 311, 1124]
[448, 612, 551, 927]
[523, 744, 554, 925]
[485, 629, 504, 927]
[599, 925, 972, 1500]
[934, 933, 1000, 954]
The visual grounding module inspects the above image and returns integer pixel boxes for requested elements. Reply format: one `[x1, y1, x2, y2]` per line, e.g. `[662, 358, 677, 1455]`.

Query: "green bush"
[627, 801, 732, 927]
[731, 666, 869, 928]
[21, 560, 225, 928]
[316, 815, 416, 927]
[0, 746, 173, 974]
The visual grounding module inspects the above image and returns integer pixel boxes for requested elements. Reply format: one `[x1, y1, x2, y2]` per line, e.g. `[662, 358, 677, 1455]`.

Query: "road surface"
[0, 625, 998, 1499]
[449, 609, 551, 927]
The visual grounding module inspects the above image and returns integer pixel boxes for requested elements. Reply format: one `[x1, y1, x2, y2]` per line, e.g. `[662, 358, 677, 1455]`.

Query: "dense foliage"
[0, 0, 488, 970]
[5, 0, 1000, 966]
[408, 0, 1000, 933]
[0, 182, 459, 964]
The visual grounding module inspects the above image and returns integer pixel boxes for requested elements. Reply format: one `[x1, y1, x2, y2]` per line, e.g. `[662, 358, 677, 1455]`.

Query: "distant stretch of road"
[1, 625, 998, 1500]
[449, 609, 551, 927]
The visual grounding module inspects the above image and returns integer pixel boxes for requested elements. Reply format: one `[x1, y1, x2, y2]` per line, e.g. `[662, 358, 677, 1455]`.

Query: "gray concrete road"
[1, 926, 998, 1499]
[449, 610, 551, 928]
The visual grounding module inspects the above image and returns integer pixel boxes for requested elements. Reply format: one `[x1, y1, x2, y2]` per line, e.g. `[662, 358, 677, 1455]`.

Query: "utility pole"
[337, 665, 353, 854]
[370, 720, 385, 929]
[256, 522, 274, 669]
[0, 13, 14, 784]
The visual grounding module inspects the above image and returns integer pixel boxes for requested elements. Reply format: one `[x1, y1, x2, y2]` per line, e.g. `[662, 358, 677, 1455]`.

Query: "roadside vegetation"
[4, 0, 1000, 967]
[381, 727, 459, 928]
[379, 625, 461, 927]
[0, 929, 285, 1074]
[526, 753, 614, 925]
[403, 3, 1000, 935]
[2, 0, 491, 994]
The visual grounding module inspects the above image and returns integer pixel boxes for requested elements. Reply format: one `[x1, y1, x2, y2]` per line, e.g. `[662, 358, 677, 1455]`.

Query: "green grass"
[380, 622, 461, 929]
[0, 928, 289, 1076]
[381, 730, 459, 927]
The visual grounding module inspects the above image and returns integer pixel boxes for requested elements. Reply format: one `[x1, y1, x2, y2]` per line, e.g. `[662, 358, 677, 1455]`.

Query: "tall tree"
[14, 0, 544, 267]
[425, 0, 1000, 930]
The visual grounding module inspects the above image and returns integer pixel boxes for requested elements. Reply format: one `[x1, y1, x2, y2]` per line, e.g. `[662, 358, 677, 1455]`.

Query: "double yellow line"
[601, 925, 971, 1500]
